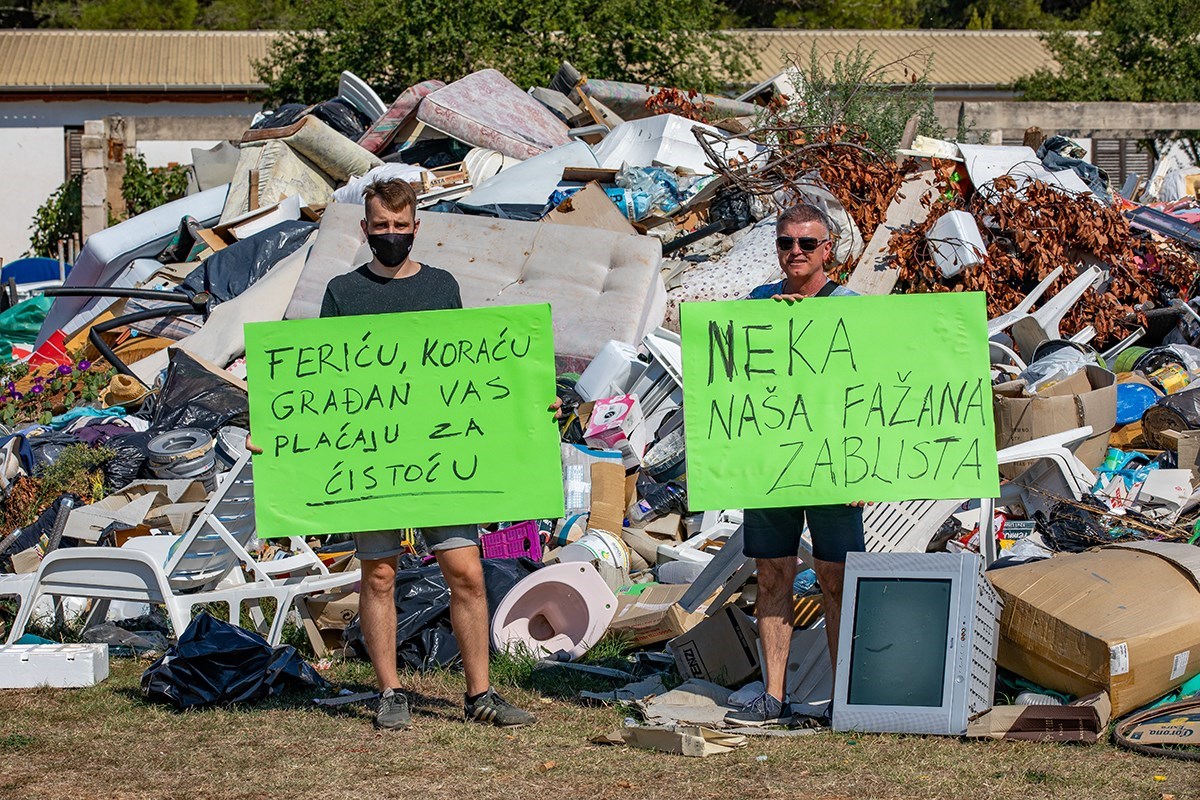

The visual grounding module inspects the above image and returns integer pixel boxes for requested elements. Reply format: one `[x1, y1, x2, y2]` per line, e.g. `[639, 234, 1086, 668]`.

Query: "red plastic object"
[28, 330, 70, 367]
[481, 521, 542, 562]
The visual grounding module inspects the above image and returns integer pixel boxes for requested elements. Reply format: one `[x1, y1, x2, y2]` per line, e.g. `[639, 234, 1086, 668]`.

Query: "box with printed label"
[987, 542, 1200, 716]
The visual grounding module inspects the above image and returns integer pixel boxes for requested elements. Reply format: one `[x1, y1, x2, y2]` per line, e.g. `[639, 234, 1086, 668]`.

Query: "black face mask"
[366, 233, 415, 268]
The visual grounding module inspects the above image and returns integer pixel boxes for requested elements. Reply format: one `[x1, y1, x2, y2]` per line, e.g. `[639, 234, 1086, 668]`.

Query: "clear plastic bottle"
[628, 475, 687, 524]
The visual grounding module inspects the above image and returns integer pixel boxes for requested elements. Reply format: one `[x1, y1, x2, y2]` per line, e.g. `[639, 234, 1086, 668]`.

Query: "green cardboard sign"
[680, 292, 999, 509]
[244, 304, 565, 537]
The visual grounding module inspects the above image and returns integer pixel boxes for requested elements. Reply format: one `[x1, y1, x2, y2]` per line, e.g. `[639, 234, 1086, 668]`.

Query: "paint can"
[557, 529, 630, 572]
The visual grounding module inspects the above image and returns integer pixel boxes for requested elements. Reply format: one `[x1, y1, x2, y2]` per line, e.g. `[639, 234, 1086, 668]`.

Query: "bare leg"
[360, 556, 401, 692]
[436, 545, 490, 697]
[755, 556, 798, 702]
[814, 558, 847, 674]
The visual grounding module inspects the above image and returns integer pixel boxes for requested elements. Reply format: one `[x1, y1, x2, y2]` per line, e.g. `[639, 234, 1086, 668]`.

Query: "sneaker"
[374, 689, 412, 730]
[464, 687, 537, 727]
[724, 691, 791, 727]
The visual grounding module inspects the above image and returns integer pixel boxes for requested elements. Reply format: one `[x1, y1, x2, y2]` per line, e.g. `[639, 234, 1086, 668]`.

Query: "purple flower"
[32, 376, 43, 385]
[5, 382, 14, 394]
[11, 391, 22, 401]
[29, 385, 43, 395]
[76, 360, 92, 371]
[56, 365, 73, 377]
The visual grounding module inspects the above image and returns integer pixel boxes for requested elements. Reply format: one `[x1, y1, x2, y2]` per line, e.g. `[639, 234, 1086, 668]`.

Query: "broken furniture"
[5, 453, 360, 649]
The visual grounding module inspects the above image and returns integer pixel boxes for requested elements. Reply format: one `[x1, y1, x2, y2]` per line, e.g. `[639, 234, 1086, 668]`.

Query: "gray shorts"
[353, 524, 480, 561]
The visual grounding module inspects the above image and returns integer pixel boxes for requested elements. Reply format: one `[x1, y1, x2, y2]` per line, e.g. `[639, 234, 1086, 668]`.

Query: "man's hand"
[548, 397, 563, 421]
[847, 501, 872, 508]
[245, 433, 263, 455]
[771, 293, 807, 304]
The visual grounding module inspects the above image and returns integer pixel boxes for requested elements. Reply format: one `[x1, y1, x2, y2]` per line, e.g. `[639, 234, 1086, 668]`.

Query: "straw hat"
[102, 374, 154, 410]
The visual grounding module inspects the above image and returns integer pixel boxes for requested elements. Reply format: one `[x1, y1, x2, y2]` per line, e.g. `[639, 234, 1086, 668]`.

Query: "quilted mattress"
[416, 69, 571, 160]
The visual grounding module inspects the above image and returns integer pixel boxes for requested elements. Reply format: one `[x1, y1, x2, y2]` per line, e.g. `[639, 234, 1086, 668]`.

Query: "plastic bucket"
[1113, 346, 1149, 373]
[557, 529, 630, 572]
[462, 148, 516, 185]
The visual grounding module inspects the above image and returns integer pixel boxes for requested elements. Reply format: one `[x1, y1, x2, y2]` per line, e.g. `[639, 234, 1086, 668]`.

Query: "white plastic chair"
[5, 453, 359, 646]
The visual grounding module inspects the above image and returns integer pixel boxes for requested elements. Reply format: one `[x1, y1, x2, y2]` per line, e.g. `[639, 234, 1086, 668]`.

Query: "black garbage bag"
[345, 555, 540, 670]
[310, 98, 372, 141]
[150, 350, 249, 434]
[103, 430, 156, 489]
[251, 104, 309, 131]
[140, 611, 328, 710]
[181, 220, 315, 305]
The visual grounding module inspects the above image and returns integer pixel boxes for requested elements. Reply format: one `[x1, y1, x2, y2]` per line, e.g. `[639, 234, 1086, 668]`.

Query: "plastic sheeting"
[150, 349, 249, 434]
[345, 555, 540, 670]
[140, 612, 328, 710]
[181, 220, 315, 305]
[0, 296, 52, 361]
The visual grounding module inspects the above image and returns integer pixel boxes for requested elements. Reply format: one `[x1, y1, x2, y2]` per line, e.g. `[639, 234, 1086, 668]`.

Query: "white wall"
[136, 140, 222, 168]
[0, 98, 260, 265]
[0, 127, 66, 265]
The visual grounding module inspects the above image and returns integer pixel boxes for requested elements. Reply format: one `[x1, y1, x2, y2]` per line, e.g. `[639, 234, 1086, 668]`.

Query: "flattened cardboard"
[610, 583, 706, 646]
[669, 605, 759, 687]
[589, 462, 627, 538]
[988, 543, 1200, 716]
[993, 364, 1117, 477]
[545, 182, 636, 235]
[967, 692, 1111, 743]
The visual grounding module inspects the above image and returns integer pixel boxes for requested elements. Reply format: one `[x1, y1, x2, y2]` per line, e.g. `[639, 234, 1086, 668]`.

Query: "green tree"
[257, 0, 753, 106]
[27, 174, 81, 258]
[120, 153, 190, 219]
[1015, 0, 1200, 103]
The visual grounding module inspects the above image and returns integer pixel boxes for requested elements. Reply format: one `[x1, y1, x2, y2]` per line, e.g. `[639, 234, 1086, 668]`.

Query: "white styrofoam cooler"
[0, 643, 110, 688]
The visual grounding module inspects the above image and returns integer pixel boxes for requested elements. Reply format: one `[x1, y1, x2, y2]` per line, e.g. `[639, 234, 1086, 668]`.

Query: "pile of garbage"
[1, 59, 1200, 758]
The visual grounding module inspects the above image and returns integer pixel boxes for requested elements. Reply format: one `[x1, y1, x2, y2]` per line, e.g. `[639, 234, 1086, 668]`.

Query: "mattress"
[581, 79, 760, 122]
[662, 216, 780, 331]
[221, 141, 336, 224]
[36, 184, 228, 347]
[283, 202, 366, 320]
[240, 115, 382, 182]
[412, 212, 665, 369]
[358, 79, 445, 154]
[417, 69, 571, 160]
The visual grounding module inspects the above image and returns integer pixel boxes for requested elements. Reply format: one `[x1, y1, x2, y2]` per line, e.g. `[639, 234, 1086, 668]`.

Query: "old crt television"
[832, 552, 1002, 735]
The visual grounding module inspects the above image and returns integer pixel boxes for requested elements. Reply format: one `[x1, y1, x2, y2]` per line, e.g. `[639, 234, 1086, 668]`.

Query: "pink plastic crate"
[481, 521, 543, 562]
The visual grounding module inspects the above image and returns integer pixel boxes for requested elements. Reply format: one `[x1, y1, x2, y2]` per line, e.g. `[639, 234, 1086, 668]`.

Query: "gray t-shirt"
[319, 263, 462, 319]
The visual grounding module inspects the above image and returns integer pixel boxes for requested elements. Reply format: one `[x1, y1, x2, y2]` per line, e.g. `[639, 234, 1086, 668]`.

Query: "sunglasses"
[776, 236, 829, 252]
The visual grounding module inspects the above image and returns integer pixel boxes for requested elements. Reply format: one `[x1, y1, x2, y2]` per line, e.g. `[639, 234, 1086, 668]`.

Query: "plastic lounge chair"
[5, 453, 359, 647]
[1010, 265, 1106, 357]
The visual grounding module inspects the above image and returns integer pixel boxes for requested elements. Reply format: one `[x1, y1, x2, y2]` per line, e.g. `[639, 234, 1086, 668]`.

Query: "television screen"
[847, 578, 952, 708]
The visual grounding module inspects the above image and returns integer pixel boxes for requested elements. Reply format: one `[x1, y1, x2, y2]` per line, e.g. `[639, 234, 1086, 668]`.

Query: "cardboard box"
[584, 394, 648, 467]
[588, 462, 627, 537]
[993, 364, 1116, 478]
[966, 692, 1111, 743]
[669, 605, 759, 686]
[988, 542, 1200, 716]
[610, 583, 706, 646]
[544, 181, 637, 236]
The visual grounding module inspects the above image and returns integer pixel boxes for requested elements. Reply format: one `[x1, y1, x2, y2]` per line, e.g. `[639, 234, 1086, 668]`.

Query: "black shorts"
[743, 504, 865, 563]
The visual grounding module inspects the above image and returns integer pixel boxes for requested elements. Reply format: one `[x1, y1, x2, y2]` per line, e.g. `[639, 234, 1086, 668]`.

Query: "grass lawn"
[0, 657, 1196, 800]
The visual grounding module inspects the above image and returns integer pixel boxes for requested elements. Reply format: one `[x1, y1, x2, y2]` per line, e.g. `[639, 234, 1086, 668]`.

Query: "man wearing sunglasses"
[725, 203, 864, 728]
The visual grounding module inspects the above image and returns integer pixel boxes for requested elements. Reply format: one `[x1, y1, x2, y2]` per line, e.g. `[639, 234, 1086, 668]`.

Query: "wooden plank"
[845, 167, 937, 296]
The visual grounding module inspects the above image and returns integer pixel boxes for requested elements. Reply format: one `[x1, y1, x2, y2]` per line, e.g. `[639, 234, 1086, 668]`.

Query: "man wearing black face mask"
[319, 179, 537, 731]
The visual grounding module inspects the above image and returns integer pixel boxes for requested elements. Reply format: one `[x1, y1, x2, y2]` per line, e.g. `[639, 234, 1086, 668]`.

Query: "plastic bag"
[181, 220, 315, 305]
[140, 611, 328, 710]
[344, 555, 540, 670]
[150, 350, 249, 435]
[103, 430, 155, 490]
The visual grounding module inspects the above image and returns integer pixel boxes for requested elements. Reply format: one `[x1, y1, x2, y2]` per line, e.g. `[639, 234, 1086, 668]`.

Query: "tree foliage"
[719, 0, 1089, 29]
[30, 0, 300, 29]
[120, 153, 190, 219]
[773, 45, 943, 153]
[256, 0, 753, 105]
[27, 174, 81, 258]
[1014, 0, 1200, 103]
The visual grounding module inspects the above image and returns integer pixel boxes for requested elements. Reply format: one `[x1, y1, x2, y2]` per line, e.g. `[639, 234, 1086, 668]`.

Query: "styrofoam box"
[0, 643, 109, 688]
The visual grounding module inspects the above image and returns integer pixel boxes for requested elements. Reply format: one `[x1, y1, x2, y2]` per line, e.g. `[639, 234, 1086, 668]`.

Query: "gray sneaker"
[374, 689, 412, 730]
[464, 688, 537, 727]
[724, 692, 791, 727]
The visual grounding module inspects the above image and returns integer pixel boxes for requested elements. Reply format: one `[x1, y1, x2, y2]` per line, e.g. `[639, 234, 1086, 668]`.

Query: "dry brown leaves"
[888, 176, 1196, 347]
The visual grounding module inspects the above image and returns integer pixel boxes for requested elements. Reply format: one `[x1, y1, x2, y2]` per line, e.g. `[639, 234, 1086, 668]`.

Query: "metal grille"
[64, 126, 83, 178]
